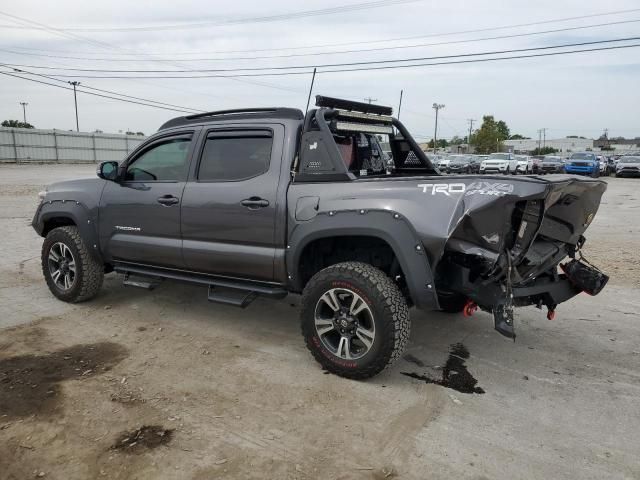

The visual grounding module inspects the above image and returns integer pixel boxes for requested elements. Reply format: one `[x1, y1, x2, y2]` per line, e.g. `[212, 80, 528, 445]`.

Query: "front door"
[99, 131, 196, 268]
[181, 126, 284, 281]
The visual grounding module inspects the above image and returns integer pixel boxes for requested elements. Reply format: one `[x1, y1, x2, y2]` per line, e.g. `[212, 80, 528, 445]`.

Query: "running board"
[113, 263, 288, 304]
[123, 272, 163, 290]
[208, 286, 258, 308]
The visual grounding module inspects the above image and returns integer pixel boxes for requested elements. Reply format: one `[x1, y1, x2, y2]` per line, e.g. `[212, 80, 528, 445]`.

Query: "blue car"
[564, 152, 600, 177]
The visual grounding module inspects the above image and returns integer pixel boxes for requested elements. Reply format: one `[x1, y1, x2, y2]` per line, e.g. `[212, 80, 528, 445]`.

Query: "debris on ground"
[112, 425, 173, 453]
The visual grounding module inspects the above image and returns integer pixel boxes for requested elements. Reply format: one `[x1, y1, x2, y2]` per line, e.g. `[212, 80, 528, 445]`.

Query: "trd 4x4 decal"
[417, 182, 514, 197]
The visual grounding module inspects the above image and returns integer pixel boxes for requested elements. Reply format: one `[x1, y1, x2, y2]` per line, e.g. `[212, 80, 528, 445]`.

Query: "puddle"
[401, 343, 485, 394]
[0, 342, 128, 419]
[112, 426, 173, 453]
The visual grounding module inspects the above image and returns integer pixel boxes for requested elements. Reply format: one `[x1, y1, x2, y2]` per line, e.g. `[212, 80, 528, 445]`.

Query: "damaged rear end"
[434, 175, 608, 339]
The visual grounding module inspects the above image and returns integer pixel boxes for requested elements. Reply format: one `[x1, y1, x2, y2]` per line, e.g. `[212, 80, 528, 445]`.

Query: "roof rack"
[315, 95, 392, 116]
[159, 107, 304, 130]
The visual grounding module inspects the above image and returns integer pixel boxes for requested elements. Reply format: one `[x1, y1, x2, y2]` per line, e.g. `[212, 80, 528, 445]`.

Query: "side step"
[123, 273, 163, 290]
[113, 262, 288, 308]
[208, 286, 258, 308]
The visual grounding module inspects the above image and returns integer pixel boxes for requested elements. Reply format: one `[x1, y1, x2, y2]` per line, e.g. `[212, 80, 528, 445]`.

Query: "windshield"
[488, 153, 510, 160]
[619, 157, 640, 163]
[570, 153, 595, 160]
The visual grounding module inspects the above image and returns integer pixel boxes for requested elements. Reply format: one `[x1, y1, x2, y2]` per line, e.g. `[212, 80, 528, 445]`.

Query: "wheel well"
[42, 217, 76, 236]
[297, 235, 407, 296]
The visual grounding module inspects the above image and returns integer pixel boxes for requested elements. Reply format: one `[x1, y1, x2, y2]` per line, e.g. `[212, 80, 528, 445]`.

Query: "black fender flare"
[33, 199, 102, 261]
[286, 209, 439, 310]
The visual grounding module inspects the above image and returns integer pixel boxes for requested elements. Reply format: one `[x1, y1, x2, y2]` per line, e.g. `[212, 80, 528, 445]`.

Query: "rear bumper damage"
[431, 176, 608, 339]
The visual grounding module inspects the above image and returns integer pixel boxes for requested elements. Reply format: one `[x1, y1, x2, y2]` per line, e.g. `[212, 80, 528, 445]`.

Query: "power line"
[2, 19, 637, 63]
[3, 64, 205, 112]
[2, 7, 638, 52]
[0, 10, 307, 97]
[3, 42, 639, 80]
[0, 1, 419, 32]
[0, 71, 198, 113]
[6, 37, 637, 74]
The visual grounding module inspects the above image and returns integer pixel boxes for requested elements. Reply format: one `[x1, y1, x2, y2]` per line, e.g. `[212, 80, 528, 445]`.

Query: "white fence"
[0, 127, 147, 164]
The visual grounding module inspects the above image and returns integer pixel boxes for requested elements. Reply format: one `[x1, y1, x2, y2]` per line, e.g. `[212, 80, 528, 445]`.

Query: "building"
[504, 137, 593, 154]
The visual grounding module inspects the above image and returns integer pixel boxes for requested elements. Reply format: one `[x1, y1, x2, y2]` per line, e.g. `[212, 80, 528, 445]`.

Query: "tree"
[2, 119, 34, 129]
[427, 138, 448, 149]
[449, 135, 465, 145]
[136, 131, 145, 136]
[509, 134, 530, 140]
[496, 120, 510, 141]
[531, 146, 558, 155]
[469, 115, 510, 154]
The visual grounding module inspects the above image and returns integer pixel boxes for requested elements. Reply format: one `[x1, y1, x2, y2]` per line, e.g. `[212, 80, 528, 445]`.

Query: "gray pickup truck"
[33, 96, 608, 379]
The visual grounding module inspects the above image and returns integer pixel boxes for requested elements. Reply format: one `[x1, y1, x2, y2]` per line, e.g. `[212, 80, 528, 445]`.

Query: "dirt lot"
[1, 164, 639, 480]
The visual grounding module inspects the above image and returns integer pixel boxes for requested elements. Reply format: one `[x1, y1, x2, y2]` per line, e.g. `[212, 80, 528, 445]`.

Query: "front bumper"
[480, 165, 507, 173]
[565, 166, 596, 174]
[617, 167, 640, 176]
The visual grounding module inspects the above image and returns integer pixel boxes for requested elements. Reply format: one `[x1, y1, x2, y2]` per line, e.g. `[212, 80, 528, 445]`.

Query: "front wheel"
[41, 226, 104, 303]
[300, 262, 410, 379]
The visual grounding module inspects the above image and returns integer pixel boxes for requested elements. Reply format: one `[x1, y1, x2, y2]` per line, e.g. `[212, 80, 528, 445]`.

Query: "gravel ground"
[1, 164, 639, 480]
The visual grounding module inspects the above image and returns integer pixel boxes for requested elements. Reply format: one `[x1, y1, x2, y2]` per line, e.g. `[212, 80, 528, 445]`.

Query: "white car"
[515, 155, 531, 174]
[480, 153, 519, 175]
[436, 157, 451, 171]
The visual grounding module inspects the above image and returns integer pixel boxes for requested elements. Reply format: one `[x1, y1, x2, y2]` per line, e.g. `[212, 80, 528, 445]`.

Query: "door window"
[198, 134, 273, 182]
[125, 137, 192, 181]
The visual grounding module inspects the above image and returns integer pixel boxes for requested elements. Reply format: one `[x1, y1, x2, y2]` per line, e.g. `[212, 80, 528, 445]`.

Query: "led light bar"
[316, 95, 393, 116]
[334, 121, 393, 134]
[336, 109, 393, 123]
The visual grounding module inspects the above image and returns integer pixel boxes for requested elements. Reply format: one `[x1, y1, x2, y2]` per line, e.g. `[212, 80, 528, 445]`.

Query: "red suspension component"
[463, 300, 478, 317]
[547, 309, 556, 321]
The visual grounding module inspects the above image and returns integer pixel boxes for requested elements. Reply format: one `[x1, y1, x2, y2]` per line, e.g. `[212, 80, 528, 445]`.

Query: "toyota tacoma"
[33, 96, 608, 379]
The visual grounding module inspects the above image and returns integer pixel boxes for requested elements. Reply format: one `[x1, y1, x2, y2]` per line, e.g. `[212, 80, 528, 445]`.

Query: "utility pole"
[541, 127, 547, 148]
[68, 81, 81, 132]
[19, 102, 28, 124]
[364, 97, 377, 104]
[432, 103, 445, 154]
[537, 129, 542, 150]
[397, 90, 403, 120]
[467, 118, 475, 151]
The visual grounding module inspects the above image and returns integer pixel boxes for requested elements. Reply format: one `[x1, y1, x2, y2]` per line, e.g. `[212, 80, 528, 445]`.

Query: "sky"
[0, 0, 639, 141]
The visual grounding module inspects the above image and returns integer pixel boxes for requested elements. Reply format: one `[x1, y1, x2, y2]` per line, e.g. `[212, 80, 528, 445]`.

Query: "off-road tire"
[42, 226, 104, 303]
[437, 291, 467, 313]
[300, 262, 410, 379]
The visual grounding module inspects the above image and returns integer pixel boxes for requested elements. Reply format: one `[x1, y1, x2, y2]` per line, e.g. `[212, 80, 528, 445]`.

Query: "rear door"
[181, 125, 284, 281]
[99, 131, 197, 268]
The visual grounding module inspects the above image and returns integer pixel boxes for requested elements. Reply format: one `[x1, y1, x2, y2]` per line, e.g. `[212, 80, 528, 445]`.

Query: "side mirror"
[97, 161, 119, 181]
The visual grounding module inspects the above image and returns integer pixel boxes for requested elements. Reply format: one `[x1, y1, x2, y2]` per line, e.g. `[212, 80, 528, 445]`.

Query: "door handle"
[241, 197, 269, 209]
[157, 195, 179, 206]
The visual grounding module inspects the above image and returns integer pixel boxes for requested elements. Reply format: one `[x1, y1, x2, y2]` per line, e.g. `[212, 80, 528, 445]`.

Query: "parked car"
[479, 153, 519, 174]
[540, 155, 565, 174]
[31, 95, 608, 379]
[597, 156, 609, 176]
[615, 156, 640, 177]
[515, 155, 531, 174]
[436, 156, 451, 172]
[446, 155, 479, 174]
[564, 152, 600, 177]
[529, 155, 544, 174]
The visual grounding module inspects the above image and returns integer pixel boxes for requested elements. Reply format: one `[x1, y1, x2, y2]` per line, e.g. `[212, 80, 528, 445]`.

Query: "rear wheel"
[41, 226, 104, 303]
[301, 262, 410, 379]
[591, 168, 600, 178]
